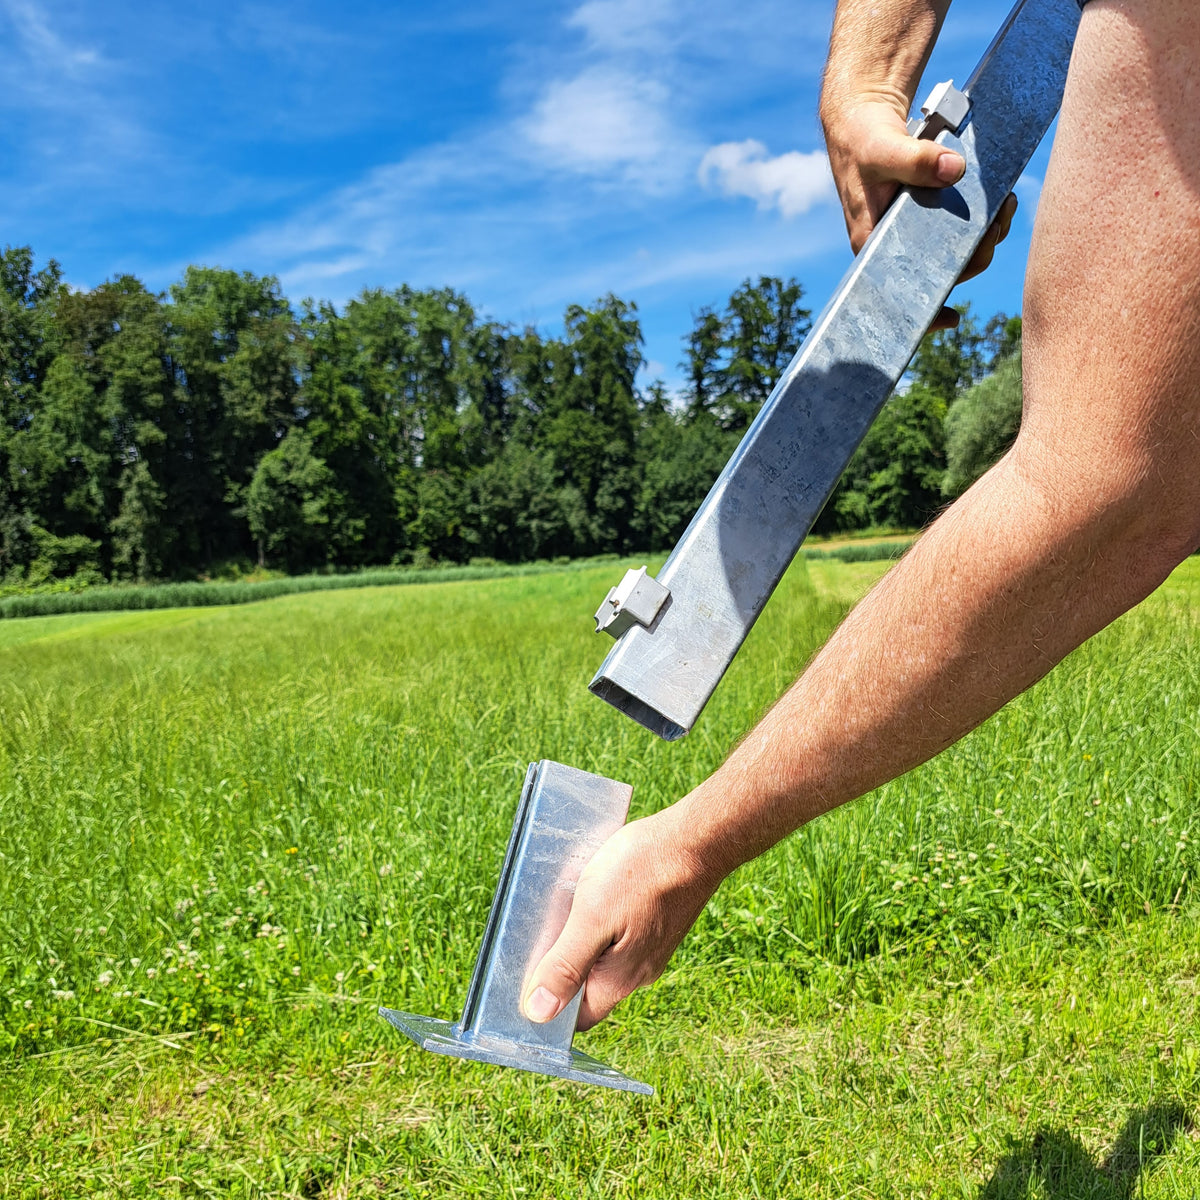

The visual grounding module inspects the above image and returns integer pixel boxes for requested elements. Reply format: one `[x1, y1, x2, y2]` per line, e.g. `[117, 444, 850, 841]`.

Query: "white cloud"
[566, 0, 674, 52]
[1014, 172, 1043, 225]
[522, 66, 683, 183]
[0, 0, 102, 77]
[698, 139, 834, 217]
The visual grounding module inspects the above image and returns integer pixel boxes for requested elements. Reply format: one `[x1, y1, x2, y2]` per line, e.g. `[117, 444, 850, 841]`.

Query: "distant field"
[2, 556, 1199, 1197]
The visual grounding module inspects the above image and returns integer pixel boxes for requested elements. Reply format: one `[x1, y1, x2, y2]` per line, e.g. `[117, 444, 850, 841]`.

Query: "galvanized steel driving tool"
[380, 761, 653, 1094]
[590, 0, 1083, 742]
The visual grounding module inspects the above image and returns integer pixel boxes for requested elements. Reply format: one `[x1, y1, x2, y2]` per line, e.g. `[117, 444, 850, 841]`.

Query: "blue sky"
[1, 0, 1054, 390]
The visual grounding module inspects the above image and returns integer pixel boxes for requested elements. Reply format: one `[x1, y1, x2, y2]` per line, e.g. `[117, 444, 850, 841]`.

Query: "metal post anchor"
[380, 761, 653, 1095]
[589, 0, 1084, 742]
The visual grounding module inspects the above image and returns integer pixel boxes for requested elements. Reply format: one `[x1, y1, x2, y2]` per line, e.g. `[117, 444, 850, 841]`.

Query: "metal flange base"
[380, 1008, 653, 1095]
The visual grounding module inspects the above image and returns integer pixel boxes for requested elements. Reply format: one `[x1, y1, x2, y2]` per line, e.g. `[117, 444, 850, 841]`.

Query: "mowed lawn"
[2, 556, 1200, 1198]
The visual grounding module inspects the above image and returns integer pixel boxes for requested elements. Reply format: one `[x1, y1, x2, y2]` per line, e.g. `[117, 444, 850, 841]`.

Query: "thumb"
[864, 126, 965, 190]
[522, 900, 613, 1024]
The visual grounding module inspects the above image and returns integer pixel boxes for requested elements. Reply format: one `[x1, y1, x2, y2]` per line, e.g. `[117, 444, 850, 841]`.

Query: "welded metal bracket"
[589, 0, 1082, 742]
[380, 761, 653, 1095]
[907, 80, 971, 139]
[594, 566, 671, 638]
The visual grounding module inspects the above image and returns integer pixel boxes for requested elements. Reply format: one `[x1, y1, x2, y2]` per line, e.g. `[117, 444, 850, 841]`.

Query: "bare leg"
[524, 0, 1200, 1030]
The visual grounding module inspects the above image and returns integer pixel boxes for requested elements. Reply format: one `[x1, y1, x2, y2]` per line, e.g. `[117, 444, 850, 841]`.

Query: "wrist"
[662, 772, 758, 889]
[820, 84, 912, 146]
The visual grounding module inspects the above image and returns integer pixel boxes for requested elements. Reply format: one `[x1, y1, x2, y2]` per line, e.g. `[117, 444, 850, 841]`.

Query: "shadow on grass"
[979, 1103, 1190, 1199]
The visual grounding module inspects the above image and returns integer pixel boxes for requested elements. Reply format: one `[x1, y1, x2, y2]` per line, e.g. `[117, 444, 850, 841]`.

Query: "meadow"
[2, 554, 1199, 1198]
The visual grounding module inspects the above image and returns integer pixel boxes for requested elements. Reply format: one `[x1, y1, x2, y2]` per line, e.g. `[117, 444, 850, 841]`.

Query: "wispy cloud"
[0, 0, 103, 80]
[1014, 172, 1043, 226]
[566, 0, 675, 52]
[699, 140, 834, 217]
[521, 66, 688, 187]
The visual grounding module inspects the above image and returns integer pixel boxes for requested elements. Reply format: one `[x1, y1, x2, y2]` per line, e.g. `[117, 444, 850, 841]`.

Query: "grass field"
[2, 555, 1200, 1197]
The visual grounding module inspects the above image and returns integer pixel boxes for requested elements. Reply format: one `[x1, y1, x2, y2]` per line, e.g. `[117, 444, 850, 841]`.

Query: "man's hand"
[521, 806, 721, 1031]
[821, 90, 1018, 330]
[820, 0, 1019, 330]
[823, 91, 967, 254]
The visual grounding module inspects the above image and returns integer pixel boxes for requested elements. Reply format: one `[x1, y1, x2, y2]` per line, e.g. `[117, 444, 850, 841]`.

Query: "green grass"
[2, 556, 1200, 1197]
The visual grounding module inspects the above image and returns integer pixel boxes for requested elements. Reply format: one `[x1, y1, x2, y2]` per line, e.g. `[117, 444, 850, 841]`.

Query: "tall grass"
[4, 557, 1200, 1197]
[1, 557, 1197, 1062]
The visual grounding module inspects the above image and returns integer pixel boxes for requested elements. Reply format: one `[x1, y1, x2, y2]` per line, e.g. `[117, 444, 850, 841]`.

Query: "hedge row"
[0, 541, 914, 620]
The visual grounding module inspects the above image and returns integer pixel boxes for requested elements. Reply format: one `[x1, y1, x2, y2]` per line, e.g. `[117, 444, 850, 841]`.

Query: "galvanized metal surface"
[590, 0, 1083, 741]
[380, 761, 652, 1095]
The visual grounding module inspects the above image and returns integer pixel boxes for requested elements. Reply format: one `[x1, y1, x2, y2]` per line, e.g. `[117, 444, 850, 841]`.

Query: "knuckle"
[549, 953, 586, 993]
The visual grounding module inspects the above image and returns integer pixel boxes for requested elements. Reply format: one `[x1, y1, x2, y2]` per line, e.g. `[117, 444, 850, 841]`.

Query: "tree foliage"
[942, 349, 1024, 500]
[0, 245, 1024, 581]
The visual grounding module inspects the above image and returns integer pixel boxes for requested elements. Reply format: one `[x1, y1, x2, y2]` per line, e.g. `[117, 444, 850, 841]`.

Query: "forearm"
[672, 0, 1200, 883]
[673, 446, 1188, 881]
[820, 0, 951, 123]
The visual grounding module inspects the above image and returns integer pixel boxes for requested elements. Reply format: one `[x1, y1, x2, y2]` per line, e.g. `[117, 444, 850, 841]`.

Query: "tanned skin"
[524, 0, 1200, 1031]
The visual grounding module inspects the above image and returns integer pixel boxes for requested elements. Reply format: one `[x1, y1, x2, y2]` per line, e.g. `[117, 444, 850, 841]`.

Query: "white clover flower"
[23, 999, 32, 1009]
[892, 881, 904, 891]
[130, 958, 141, 967]
[334, 971, 345, 983]
[291, 966, 301, 976]
[986, 843, 997, 851]
[97, 971, 113, 987]
[166, 966, 178, 975]
[941, 881, 953, 889]
[1034, 856, 1044, 864]
[146, 968, 158, 979]
[52, 989, 74, 1001]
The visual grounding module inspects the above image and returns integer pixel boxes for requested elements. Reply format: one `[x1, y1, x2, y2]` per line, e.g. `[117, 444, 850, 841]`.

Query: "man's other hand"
[521, 807, 719, 1031]
[820, 90, 1017, 329]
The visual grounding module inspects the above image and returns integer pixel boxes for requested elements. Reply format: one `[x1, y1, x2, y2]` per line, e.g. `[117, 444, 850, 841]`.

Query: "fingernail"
[937, 153, 964, 184]
[525, 987, 561, 1023]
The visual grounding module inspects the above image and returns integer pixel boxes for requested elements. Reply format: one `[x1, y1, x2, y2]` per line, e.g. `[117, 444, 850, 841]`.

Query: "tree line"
[0, 244, 1023, 584]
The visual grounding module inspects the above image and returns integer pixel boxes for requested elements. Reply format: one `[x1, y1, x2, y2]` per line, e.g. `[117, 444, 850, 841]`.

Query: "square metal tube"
[589, 0, 1083, 741]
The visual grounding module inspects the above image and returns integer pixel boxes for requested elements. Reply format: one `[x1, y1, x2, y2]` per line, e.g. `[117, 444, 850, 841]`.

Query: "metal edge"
[379, 1008, 654, 1096]
[460, 761, 540, 1031]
